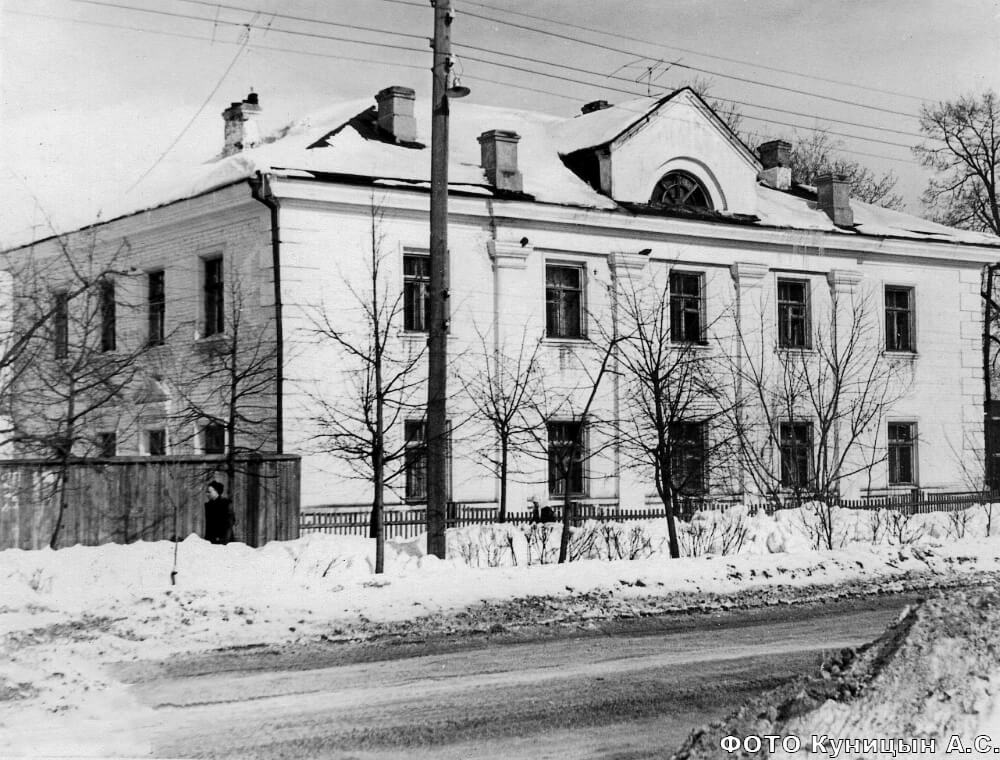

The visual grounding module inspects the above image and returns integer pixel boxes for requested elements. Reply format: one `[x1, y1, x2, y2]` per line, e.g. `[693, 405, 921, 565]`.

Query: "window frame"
[202, 423, 226, 455]
[887, 421, 918, 486]
[669, 270, 707, 343]
[97, 431, 117, 458]
[147, 270, 166, 347]
[884, 285, 916, 353]
[777, 278, 811, 350]
[402, 419, 451, 502]
[545, 262, 586, 340]
[99, 279, 116, 353]
[202, 256, 224, 338]
[669, 420, 707, 495]
[402, 251, 431, 333]
[650, 170, 714, 210]
[53, 291, 69, 359]
[779, 420, 813, 489]
[403, 419, 427, 501]
[547, 419, 587, 498]
[145, 429, 167, 457]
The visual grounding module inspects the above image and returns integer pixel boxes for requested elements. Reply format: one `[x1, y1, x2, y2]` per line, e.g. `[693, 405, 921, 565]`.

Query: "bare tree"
[604, 266, 733, 558]
[685, 78, 903, 210]
[525, 338, 619, 565]
[458, 326, 544, 522]
[723, 283, 911, 546]
[170, 270, 279, 499]
[681, 76, 745, 137]
[915, 91, 1000, 235]
[7, 230, 151, 548]
[309, 202, 425, 573]
[787, 129, 904, 210]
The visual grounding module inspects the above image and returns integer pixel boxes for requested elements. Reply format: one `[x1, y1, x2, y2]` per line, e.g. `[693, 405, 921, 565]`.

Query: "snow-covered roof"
[9, 91, 999, 250]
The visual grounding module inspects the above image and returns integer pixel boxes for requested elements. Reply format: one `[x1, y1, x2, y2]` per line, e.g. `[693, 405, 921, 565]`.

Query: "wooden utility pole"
[426, 0, 452, 558]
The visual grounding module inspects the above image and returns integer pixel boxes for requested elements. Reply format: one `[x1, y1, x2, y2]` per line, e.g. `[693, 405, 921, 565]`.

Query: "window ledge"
[543, 336, 590, 345]
[195, 333, 229, 345]
[883, 350, 918, 360]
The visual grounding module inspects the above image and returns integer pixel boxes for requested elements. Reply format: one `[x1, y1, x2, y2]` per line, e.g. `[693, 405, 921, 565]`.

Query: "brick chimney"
[221, 92, 262, 157]
[375, 86, 417, 143]
[581, 100, 612, 115]
[757, 139, 791, 191]
[816, 173, 854, 226]
[478, 130, 523, 193]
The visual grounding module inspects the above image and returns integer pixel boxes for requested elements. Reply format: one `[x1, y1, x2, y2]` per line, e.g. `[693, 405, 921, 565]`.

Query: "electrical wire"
[455, 44, 926, 142]
[126, 29, 252, 191]
[8, 4, 922, 166]
[66, 0, 428, 56]
[6, 8, 429, 72]
[458, 0, 927, 103]
[58, 0, 926, 150]
[453, 5, 924, 121]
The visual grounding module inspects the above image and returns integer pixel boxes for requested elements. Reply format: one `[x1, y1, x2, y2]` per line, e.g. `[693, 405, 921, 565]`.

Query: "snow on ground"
[2, 504, 1000, 756]
[676, 590, 1000, 758]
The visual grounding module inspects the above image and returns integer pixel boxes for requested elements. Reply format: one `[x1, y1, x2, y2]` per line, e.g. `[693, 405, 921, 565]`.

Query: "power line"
[454, 43, 926, 141]
[456, 51, 917, 151]
[11, 5, 921, 166]
[6, 8, 429, 71]
[170, 0, 429, 41]
[127, 20, 254, 190]
[66, 0, 428, 55]
[60, 0, 926, 152]
[459, 0, 927, 104]
[453, 5, 924, 121]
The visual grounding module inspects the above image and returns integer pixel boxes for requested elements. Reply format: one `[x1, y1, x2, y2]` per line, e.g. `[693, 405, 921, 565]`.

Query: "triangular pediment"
[555, 87, 761, 214]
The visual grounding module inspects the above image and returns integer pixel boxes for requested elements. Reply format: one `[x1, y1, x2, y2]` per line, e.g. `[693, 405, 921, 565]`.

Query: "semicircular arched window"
[651, 171, 714, 210]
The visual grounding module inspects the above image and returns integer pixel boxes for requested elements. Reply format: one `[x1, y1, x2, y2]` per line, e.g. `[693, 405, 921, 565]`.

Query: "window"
[203, 257, 224, 337]
[548, 420, 586, 496]
[404, 420, 427, 500]
[99, 279, 116, 352]
[148, 270, 165, 346]
[146, 429, 167, 456]
[885, 286, 915, 352]
[779, 421, 813, 489]
[651, 171, 713, 210]
[403, 253, 430, 332]
[777, 279, 810, 349]
[403, 419, 451, 501]
[97, 432, 116, 458]
[669, 421, 706, 495]
[53, 292, 68, 359]
[202, 423, 226, 455]
[888, 422, 917, 485]
[670, 271, 705, 342]
[545, 264, 584, 339]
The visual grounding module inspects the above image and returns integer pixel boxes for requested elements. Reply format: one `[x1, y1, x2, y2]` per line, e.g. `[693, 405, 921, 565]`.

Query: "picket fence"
[299, 490, 1000, 540]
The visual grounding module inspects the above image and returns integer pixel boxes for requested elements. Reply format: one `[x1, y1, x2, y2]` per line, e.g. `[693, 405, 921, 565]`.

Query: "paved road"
[121, 595, 917, 759]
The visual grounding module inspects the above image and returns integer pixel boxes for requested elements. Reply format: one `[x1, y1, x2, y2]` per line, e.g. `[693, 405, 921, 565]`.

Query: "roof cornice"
[270, 176, 1000, 265]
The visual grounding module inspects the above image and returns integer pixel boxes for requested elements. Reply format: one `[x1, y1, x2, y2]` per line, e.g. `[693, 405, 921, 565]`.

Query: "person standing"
[204, 480, 235, 544]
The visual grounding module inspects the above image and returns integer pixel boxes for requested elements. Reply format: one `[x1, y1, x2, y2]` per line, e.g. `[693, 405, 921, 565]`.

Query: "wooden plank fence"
[0, 454, 301, 550]
[300, 490, 1000, 538]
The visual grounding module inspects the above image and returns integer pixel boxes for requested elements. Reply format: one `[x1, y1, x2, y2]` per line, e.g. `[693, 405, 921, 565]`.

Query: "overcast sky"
[2, 0, 999, 245]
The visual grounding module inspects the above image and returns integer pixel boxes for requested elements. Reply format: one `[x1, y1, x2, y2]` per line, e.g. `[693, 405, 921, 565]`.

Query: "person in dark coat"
[204, 480, 235, 544]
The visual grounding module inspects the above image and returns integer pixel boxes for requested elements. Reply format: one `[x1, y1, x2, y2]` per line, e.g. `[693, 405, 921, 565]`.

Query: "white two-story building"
[6, 85, 999, 509]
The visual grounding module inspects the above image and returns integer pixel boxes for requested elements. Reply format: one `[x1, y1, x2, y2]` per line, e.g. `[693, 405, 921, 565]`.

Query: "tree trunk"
[498, 439, 508, 523]
[558, 466, 572, 564]
[48, 463, 69, 550]
[665, 490, 681, 559]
